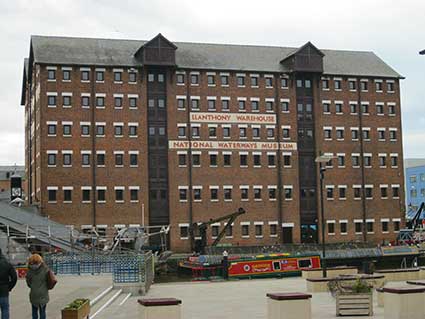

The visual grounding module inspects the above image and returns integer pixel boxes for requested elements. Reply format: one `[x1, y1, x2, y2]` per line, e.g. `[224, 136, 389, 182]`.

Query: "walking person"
[0, 248, 17, 319]
[26, 254, 50, 319]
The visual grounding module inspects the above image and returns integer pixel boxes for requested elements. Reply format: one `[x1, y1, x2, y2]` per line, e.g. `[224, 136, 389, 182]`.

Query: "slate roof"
[0, 166, 25, 181]
[29, 35, 403, 78]
[405, 159, 425, 169]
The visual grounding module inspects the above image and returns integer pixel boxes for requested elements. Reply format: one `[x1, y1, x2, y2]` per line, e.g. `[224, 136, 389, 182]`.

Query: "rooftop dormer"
[134, 33, 177, 66]
[280, 42, 324, 73]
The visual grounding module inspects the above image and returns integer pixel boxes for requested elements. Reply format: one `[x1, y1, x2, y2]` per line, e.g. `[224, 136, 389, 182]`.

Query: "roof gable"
[134, 33, 177, 66]
[280, 41, 324, 73]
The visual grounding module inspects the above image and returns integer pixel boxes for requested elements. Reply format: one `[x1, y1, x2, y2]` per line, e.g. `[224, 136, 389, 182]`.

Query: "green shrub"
[64, 299, 89, 310]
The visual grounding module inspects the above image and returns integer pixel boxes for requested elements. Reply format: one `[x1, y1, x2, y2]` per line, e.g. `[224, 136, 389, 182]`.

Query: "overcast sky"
[1, 0, 424, 165]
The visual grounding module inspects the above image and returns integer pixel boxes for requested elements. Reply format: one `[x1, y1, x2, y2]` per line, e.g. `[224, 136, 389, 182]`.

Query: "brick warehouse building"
[20, 34, 405, 252]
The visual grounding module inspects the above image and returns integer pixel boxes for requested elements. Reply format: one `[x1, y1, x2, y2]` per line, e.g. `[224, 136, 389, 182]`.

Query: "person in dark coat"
[0, 248, 17, 319]
[26, 254, 49, 319]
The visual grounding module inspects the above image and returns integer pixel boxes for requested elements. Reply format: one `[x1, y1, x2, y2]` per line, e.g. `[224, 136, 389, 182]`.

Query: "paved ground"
[99, 277, 393, 319]
[9, 275, 410, 319]
[9, 275, 112, 319]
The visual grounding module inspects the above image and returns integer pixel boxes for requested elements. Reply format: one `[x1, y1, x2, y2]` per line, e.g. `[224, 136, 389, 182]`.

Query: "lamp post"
[315, 154, 336, 278]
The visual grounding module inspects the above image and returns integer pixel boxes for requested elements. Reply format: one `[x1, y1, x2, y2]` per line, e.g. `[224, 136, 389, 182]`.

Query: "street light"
[315, 154, 336, 278]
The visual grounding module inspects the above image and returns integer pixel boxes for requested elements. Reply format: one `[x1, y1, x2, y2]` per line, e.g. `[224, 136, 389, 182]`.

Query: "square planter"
[336, 292, 373, 316]
[61, 299, 90, 319]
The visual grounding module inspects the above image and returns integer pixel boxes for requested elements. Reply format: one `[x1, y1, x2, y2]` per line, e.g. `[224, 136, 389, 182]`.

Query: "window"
[209, 154, 217, 167]
[335, 103, 343, 114]
[267, 128, 274, 138]
[334, 79, 342, 90]
[364, 155, 372, 167]
[82, 189, 91, 202]
[130, 153, 138, 167]
[281, 101, 289, 112]
[221, 74, 229, 86]
[362, 129, 370, 140]
[322, 79, 329, 89]
[326, 187, 334, 200]
[387, 82, 395, 92]
[96, 124, 105, 137]
[47, 153, 56, 166]
[411, 188, 417, 198]
[192, 126, 200, 138]
[223, 126, 231, 138]
[178, 154, 187, 166]
[265, 77, 273, 88]
[158, 74, 164, 82]
[392, 186, 400, 198]
[224, 188, 232, 201]
[378, 130, 385, 140]
[250, 76, 258, 87]
[367, 221, 374, 233]
[353, 187, 361, 199]
[350, 103, 357, 114]
[210, 188, 218, 201]
[48, 188, 57, 202]
[352, 155, 360, 167]
[191, 74, 199, 85]
[379, 156, 387, 167]
[63, 153, 72, 166]
[336, 129, 344, 140]
[129, 72, 137, 83]
[114, 72, 122, 82]
[240, 154, 248, 167]
[115, 153, 124, 166]
[193, 188, 202, 201]
[61, 123, 71, 136]
[410, 175, 417, 183]
[284, 187, 292, 200]
[180, 225, 189, 238]
[179, 188, 187, 201]
[47, 124, 56, 136]
[351, 129, 359, 140]
[206, 74, 215, 86]
[323, 103, 330, 113]
[239, 127, 247, 138]
[222, 99, 230, 111]
[349, 80, 356, 90]
[114, 125, 123, 137]
[375, 81, 383, 92]
[241, 188, 249, 200]
[268, 187, 276, 200]
[266, 101, 274, 112]
[129, 125, 138, 137]
[251, 100, 259, 112]
[355, 222, 362, 233]
[148, 73, 155, 82]
[339, 187, 346, 199]
[305, 79, 311, 88]
[281, 78, 288, 88]
[96, 153, 105, 166]
[361, 81, 368, 91]
[176, 73, 185, 84]
[241, 225, 249, 237]
[96, 96, 105, 108]
[81, 70, 90, 81]
[324, 129, 332, 139]
[253, 127, 260, 138]
[253, 154, 261, 167]
[365, 187, 373, 199]
[81, 125, 90, 136]
[192, 154, 200, 166]
[361, 104, 369, 114]
[130, 188, 139, 201]
[340, 222, 348, 234]
[255, 224, 263, 237]
[211, 225, 219, 237]
[82, 153, 90, 166]
[337, 155, 345, 167]
[388, 104, 396, 115]
[178, 126, 186, 138]
[328, 222, 335, 235]
[238, 100, 246, 111]
[389, 130, 397, 141]
[376, 104, 384, 115]
[391, 156, 398, 167]
[48, 95, 56, 106]
[282, 128, 290, 139]
[381, 187, 388, 198]
[208, 99, 216, 111]
[47, 69, 56, 80]
[394, 220, 400, 232]
[283, 155, 291, 167]
[177, 98, 185, 110]
[81, 96, 90, 108]
[97, 189, 106, 202]
[96, 71, 104, 82]
[223, 153, 231, 166]
[158, 99, 165, 108]
[268, 154, 276, 167]
[129, 97, 137, 109]
[191, 99, 200, 110]
[115, 189, 124, 202]
[237, 75, 245, 86]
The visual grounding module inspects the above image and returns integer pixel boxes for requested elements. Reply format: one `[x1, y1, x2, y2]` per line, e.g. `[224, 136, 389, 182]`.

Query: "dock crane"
[397, 202, 425, 244]
[192, 207, 246, 254]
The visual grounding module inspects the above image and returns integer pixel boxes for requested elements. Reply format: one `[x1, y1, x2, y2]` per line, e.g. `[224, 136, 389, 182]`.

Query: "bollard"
[138, 298, 182, 319]
[383, 287, 425, 319]
[266, 293, 312, 319]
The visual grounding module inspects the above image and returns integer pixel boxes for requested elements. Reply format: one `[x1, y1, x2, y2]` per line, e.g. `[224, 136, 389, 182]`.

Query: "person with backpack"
[0, 248, 17, 319]
[26, 254, 56, 319]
